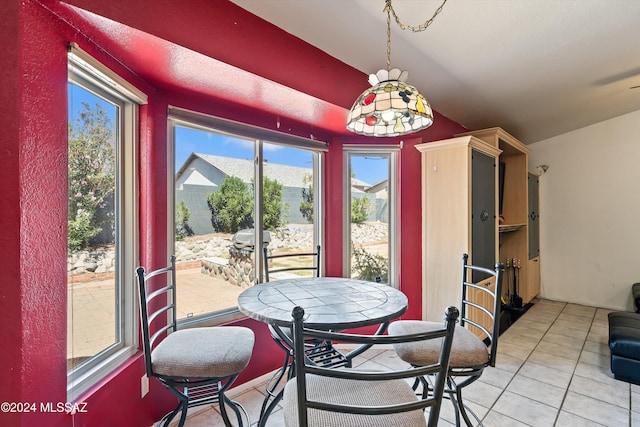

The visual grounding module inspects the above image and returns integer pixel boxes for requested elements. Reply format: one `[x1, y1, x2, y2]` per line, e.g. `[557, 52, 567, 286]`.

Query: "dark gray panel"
[471, 150, 496, 279]
[528, 173, 540, 259]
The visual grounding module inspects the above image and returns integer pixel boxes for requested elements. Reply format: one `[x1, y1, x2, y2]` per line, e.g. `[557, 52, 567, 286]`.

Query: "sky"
[68, 83, 388, 185]
[175, 125, 389, 185]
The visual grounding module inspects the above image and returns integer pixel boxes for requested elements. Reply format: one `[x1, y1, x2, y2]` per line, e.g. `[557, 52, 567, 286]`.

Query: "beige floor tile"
[557, 311, 594, 325]
[541, 330, 587, 349]
[583, 339, 611, 356]
[482, 410, 532, 426]
[632, 391, 640, 414]
[477, 366, 515, 389]
[507, 374, 566, 408]
[555, 410, 608, 426]
[569, 374, 630, 409]
[527, 349, 578, 373]
[493, 390, 558, 427]
[573, 360, 621, 388]
[500, 330, 542, 350]
[530, 300, 566, 311]
[587, 325, 610, 345]
[562, 390, 629, 426]
[547, 323, 589, 340]
[552, 318, 592, 332]
[562, 303, 597, 316]
[591, 308, 610, 323]
[463, 378, 504, 408]
[494, 351, 527, 373]
[498, 340, 535, 360]
[509, 318, 553, 332]
[536, 339, 582, 360]
[591, 317, 609, 329]
[519, 361, 573, 389]
[524, 311, 562, 324]
[579, 349, 610, 369]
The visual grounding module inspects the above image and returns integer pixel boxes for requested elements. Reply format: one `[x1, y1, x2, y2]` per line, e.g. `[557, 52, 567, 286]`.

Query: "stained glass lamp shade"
[347, 68, 433, 137]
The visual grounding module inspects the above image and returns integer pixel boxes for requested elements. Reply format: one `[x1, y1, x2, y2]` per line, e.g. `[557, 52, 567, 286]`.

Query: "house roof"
[195, 153, 312, 188]
[177, 152, 373, 189]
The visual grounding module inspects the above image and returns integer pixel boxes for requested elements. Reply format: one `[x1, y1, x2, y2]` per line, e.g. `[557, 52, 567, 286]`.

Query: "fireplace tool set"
[503, 258, 524, 311]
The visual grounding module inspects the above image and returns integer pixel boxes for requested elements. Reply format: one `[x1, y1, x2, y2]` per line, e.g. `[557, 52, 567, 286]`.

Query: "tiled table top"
[237, 277, 408, 329]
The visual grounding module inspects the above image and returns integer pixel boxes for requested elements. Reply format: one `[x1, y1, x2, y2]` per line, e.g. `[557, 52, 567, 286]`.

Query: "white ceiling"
[230, 0, 640, 144]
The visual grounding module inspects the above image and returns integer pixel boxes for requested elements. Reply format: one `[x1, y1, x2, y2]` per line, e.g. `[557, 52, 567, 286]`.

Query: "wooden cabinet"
[416, 136, 501, 321]
[456, 127, 538, 305]
[417, 128, 540, 322]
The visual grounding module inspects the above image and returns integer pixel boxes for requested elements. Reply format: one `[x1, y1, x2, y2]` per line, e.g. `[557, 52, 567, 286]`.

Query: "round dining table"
[237, 276, 408, 329]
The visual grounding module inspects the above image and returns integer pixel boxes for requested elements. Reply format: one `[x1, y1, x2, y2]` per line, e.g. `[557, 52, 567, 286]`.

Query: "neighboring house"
[176, 153, 311, 234]
[350, 177, 388, 223]
[175, 153, 385, 235]
[366, 179, 389, 222]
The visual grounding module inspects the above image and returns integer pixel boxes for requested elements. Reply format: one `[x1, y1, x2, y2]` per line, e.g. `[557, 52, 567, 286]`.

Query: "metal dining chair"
[260, 245, 351, 422]
[283, 305, 459, 427]
[137, 256, 255, 427]
[388, 254, 504, 427]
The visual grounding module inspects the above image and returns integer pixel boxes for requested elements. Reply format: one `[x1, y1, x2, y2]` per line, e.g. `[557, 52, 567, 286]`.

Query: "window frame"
[168, 108, 326, 328]
[343, 144, 400, 288]
[66, 46, 144, 401]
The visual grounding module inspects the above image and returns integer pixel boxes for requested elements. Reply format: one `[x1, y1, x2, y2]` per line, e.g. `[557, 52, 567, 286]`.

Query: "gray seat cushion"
[389, 320, 489, 368]
[283, 373, 427, 427]
[152, 326, 254, 378]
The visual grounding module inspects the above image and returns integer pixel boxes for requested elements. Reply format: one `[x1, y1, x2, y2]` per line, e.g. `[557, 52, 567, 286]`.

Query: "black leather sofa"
[608, 283, 640, 385]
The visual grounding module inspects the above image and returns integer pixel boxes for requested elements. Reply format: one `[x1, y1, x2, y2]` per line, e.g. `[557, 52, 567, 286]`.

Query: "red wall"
[0, 3, 23, 425]
[1, 1, 466, 426]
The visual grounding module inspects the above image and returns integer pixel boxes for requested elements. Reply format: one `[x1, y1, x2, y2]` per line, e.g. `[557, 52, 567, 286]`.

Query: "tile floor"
[162, 299, 640, 427]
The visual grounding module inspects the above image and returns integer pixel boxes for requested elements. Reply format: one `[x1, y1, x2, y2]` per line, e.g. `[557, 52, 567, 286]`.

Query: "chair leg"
[446, 376, 462, 427]
[260, 351, 291, 418]
[176, 400, 189, 427]
[220, 393, 247, 427]
[419, 375, 431, 399]
[455, 385, 480, 427]
[159, 386, 189, 427]
[447, 374, 485, 427]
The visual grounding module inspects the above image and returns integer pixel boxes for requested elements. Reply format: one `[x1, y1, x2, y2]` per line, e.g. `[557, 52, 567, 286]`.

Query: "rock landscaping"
[68, 222, 389, 282]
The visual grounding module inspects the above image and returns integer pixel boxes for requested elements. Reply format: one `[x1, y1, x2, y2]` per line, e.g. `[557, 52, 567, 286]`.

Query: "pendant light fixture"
[347, 0, 447, 137]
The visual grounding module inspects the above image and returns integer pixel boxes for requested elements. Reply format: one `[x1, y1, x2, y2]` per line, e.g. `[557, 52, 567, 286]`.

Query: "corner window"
[344, 146, 399, 286]
[169, 109, 325, 324]
[66, 46, 145, 400]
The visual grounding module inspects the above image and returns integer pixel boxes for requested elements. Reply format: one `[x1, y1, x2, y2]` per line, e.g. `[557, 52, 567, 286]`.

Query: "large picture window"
[66, 47, 144, 400]
[169, 110, 325, 323]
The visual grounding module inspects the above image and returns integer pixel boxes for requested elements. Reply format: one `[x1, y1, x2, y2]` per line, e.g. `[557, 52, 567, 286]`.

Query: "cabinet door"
[471, 150, 496, 279]
[527, 257, 540, 302]
[528, 173, 540, 259]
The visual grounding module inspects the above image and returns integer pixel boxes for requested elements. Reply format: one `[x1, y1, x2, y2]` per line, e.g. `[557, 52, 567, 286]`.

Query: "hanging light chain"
[386, 2, 392, 72]
[383, 0, 448, 72]
[384, 0, 448, 33]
